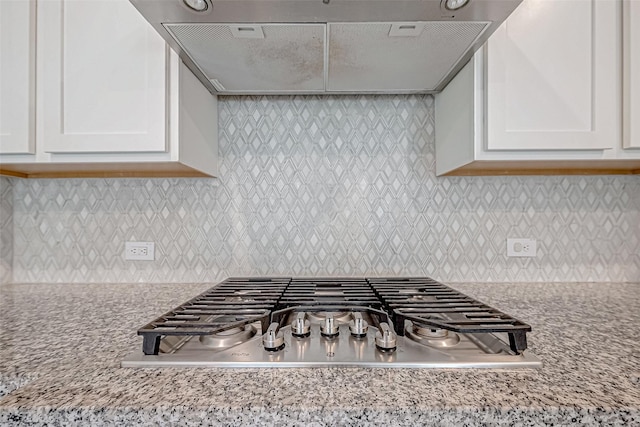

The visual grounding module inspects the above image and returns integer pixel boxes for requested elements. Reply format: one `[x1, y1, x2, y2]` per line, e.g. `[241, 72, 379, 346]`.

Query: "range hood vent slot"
[388, 23, 424, 37]
[229, 25, 265, 39]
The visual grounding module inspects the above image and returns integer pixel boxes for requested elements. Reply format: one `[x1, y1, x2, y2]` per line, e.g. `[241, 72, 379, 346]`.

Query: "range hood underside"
[130, 0, 523, 95]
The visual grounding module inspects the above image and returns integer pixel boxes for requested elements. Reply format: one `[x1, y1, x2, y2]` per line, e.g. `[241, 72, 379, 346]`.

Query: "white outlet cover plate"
[125, 242, 155, 261]
[506, 238, 537, 257]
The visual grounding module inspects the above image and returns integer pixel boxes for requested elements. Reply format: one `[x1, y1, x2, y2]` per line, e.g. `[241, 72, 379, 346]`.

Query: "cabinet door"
[624, 0, 640, 149]
[0, 0, 35, 154]
[485, 0, 620, 151]
[38, 0, 167, 153]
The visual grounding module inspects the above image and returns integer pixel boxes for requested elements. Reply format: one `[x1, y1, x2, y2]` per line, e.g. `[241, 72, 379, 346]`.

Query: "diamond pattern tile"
[4, 95, 640, 283]
[0, 177, 12, 284]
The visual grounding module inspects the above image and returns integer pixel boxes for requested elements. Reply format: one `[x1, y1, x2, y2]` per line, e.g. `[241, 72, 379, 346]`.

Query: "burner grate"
[278, 278, 381, 309]
[136, 276, 533, 356]
[138, 277, 290, 355]
[367, 277, 532, 354]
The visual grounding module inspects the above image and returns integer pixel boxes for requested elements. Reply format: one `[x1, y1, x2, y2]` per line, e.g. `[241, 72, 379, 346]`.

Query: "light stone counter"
[0, 281, 638, 426]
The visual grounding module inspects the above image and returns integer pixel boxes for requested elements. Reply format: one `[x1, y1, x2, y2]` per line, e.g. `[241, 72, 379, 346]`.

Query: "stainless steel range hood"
[129, 0, 522, 95]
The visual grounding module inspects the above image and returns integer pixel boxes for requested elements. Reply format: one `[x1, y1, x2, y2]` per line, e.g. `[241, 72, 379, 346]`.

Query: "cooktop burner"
[122, 277, 541, 368]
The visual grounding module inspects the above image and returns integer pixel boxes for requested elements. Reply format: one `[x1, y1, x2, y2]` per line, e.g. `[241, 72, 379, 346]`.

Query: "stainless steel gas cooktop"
[122, 277, 541, 369]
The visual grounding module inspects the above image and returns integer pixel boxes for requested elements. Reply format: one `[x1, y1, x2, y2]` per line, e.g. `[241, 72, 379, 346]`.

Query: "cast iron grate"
[367, 277, 531, 354]
[278, 277, 381, 309]
[137, 276, 532, 355]
[138, 277, 290, 355]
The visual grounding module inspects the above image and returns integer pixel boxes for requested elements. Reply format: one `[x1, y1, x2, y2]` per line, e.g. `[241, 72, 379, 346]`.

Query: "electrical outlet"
[125, 242, 155, 261]
[506, 238, 537, 258]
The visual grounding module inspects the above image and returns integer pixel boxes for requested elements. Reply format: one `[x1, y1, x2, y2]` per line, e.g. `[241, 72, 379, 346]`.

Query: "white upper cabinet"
[485, 0, 619, 151]
[0, 0, 218, 178]
[0, 0, 36, 154]
[38, 0, 167, 153]
[624, 0, 640, 149]
[435, 0, 640, 176]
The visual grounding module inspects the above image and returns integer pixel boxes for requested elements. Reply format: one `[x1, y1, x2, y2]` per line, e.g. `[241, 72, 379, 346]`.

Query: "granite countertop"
[0, 281, 639, 426]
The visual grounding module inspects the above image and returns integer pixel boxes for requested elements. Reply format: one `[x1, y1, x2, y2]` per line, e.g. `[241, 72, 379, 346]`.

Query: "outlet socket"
[125, 242, 155, 261]
[506, 238, 537, 258]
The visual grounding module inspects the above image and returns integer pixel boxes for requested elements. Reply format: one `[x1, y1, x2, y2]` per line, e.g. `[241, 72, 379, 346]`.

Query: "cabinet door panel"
[39, 0, 167, 153]
[486, 0, 619, 151]
[0, 0, 35, 154]
[624, 0, 640, 149]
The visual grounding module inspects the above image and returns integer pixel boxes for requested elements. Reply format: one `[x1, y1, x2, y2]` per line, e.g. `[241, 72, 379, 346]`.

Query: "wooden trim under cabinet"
[0, 162, 212, 179]
[440, 160, 640, 176]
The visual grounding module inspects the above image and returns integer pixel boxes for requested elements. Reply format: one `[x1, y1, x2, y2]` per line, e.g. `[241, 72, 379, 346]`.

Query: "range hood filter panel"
[327, 22, 490, 92]
[165, 23, 326, 93]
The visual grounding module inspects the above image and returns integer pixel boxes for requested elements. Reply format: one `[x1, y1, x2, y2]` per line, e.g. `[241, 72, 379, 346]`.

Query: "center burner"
[122, 277, 541, 369]
[306, 311, 353, 324]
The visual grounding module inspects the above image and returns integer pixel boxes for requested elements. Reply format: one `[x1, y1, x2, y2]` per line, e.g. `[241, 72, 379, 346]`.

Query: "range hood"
[130, 0, 522, 95]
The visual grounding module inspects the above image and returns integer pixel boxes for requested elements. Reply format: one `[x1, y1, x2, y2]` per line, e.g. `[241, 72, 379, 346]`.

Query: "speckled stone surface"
[0, 282, 639, 426]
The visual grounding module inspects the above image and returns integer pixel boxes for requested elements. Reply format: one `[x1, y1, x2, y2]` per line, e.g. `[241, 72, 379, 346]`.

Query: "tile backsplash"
[0, 177, 12, 284]
[3, 95, 640, 284]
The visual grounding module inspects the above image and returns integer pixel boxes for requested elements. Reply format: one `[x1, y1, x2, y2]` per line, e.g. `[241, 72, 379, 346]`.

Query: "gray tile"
[7, 95, 640, 283]
[0, 177, 13, 284]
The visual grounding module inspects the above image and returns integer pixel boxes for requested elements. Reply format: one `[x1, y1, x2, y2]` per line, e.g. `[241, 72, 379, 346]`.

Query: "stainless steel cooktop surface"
[122, 277, 541, 369]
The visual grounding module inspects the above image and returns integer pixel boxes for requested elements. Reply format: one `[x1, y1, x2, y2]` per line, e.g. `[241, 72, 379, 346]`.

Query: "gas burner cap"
[413, 325, 449, 338]
[199, 324, 257, 349]
[405, 323, 460, 348]
[307, 311, 352, 324]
